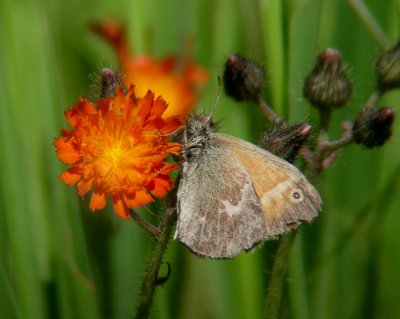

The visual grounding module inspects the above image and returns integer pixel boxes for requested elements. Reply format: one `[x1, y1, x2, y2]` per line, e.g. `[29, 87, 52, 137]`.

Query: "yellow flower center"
[104, 143, 124, 166]
[94, 140, 129, 183]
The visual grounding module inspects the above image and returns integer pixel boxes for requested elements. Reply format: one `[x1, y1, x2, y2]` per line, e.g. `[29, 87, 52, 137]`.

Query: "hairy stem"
[134, 205, 177, 319]
[264, 231, 297, 319]
[256, 96, 285, 127]
[129, 209, 160, 238]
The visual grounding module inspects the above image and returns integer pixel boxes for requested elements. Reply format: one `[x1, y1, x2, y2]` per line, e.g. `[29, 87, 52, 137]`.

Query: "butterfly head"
[181, 113, 218, 159]
[186, 113, 217, 136]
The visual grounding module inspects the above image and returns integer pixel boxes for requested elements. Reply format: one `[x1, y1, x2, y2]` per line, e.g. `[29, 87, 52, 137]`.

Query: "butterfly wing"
[216, 133, 322, 238]
[175, 138, 266, 258]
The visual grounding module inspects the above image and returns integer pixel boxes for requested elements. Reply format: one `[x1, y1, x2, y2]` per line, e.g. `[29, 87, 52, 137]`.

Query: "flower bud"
[262, 124, 312, 163]
[99, 68, 124, 98]
[353, 107, 395, 149]
[223, 54, 264, 102]
[375, 41, 400, 91]
[303, 48, 352, 110]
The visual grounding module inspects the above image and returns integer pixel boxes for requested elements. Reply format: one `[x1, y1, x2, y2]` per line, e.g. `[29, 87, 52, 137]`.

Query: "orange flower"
[54, 86, 182, 219]
[91, 19, 207, 121]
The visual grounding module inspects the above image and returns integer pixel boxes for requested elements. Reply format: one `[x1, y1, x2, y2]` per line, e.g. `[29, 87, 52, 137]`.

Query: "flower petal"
[149, 176, 173, 198]
[151, 96, 168, 117]
[159, 118, 183, 134]
[89, 191, 107, 211]
[112, 195, 130, 219]
[54, 137, 80, 164]
[136, 91, 154, 123]
[65, 98, 96, 128]
[122, 190, 151, 209]
[59, 169, 81, 186]
[77, 178, 94, 196]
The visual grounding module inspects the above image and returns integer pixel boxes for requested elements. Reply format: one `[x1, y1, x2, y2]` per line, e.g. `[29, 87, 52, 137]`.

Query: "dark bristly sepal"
[262, 124, 312, 163]
[223, 53, 265, 102]
[99, 68, 125, 98]
[353, 107, 395, 149]
[375, 40, 400, 92]
[303, 48, 352, 111]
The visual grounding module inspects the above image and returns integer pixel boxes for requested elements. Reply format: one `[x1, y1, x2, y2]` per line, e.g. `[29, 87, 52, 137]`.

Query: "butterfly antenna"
[207, 76, 222, 121]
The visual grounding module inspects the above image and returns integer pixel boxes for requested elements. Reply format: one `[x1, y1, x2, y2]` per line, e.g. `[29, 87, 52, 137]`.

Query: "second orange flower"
[91, 19, 208, 121]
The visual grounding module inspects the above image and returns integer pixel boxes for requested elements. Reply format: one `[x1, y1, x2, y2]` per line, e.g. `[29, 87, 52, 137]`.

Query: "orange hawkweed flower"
[91, 19, 208, 120]
[54, 86, 182, 219]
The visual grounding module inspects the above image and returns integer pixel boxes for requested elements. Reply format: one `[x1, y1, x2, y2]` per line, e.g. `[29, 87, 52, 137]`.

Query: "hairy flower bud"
[262, 124, 312, 163]
[99, 68, 124, 98]
[353, 107, 395, 149]
[375, 41, 400, 91]
[223, 54, 264, 102]
[303, 48, 352, 110]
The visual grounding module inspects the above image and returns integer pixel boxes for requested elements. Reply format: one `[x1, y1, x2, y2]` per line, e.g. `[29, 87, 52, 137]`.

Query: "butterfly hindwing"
[217, 133, 322, 237]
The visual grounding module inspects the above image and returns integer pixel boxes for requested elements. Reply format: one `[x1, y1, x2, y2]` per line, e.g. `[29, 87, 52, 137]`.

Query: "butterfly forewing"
[175, 139, 266, 258]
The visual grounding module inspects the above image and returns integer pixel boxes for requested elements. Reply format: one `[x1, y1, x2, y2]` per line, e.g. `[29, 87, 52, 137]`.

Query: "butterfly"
[174, 113, 322, 258]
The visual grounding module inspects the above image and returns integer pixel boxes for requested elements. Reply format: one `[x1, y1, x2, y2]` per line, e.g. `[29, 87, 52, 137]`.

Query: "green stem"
[306, 109, 331, 180]
[134, 206, 177, 319]
[318, 109, 331, 139]
[129, 209, 160, 238]
[363, 89, 382, 109]
[348, 0, 390, 49]
[264, 231, 297, 319]
[260, 0, 286, 116]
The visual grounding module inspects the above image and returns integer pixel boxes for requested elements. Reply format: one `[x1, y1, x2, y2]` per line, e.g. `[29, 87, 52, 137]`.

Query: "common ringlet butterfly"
[174, 113, 322, 258]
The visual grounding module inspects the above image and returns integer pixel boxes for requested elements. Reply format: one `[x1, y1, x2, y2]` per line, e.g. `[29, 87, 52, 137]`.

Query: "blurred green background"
[1, 0, 400, 318]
